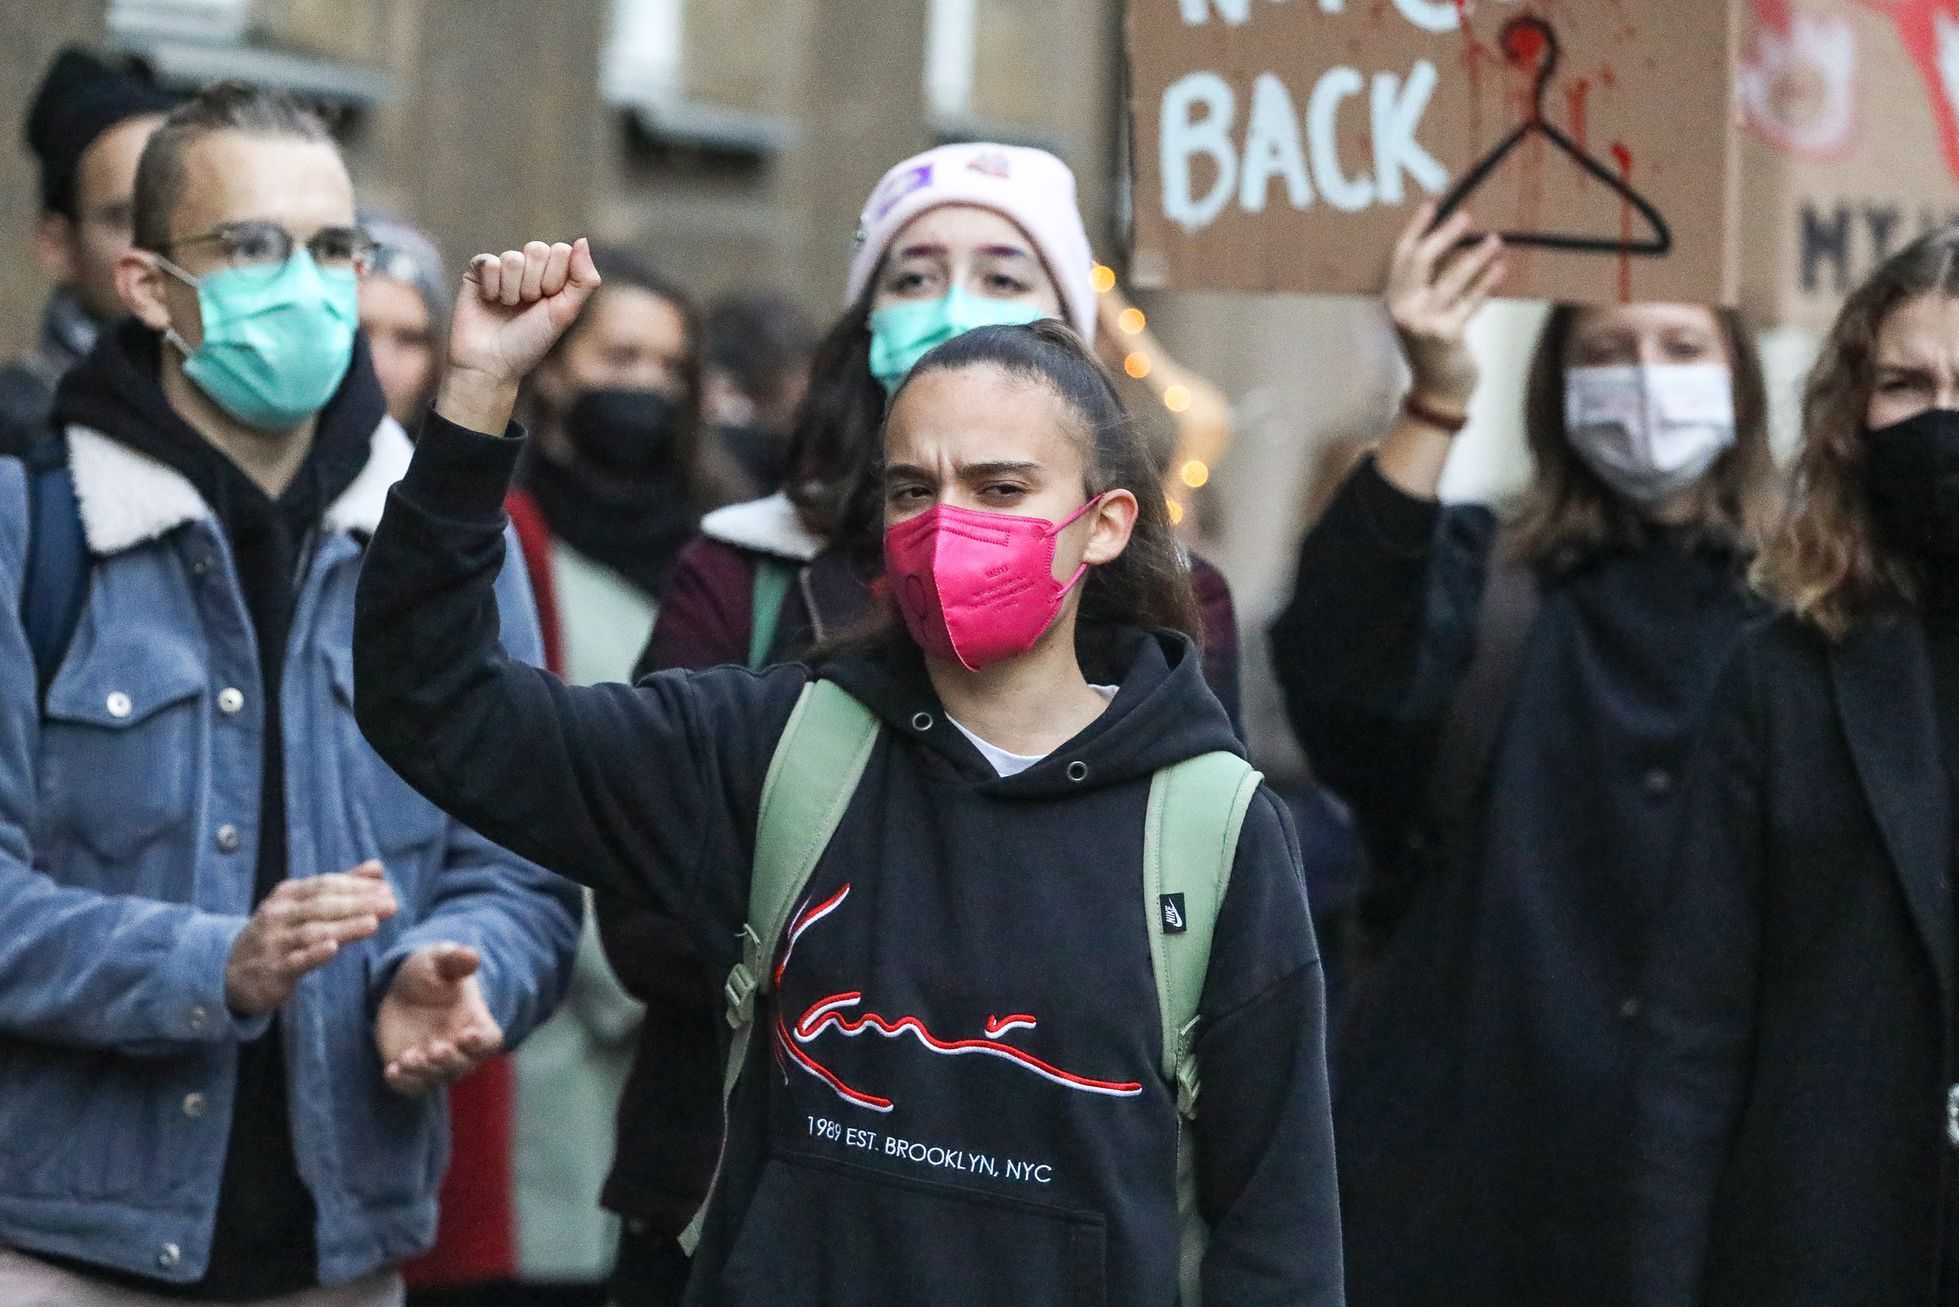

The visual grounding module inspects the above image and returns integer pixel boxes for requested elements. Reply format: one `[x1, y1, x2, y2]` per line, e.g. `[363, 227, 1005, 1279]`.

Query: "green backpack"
[681, 675, 1262, 1306]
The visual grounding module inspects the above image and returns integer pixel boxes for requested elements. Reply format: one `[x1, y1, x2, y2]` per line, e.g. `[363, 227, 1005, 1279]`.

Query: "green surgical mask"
[163, 251, 359, 431]
[867, 287, 1048, 395]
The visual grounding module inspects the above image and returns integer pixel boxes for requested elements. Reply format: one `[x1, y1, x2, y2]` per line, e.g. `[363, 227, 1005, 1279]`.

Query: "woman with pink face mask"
[599, 141, 1246, 1306]
[354, 241, 1343, 1307]
[1268, 205, 1782, 1306]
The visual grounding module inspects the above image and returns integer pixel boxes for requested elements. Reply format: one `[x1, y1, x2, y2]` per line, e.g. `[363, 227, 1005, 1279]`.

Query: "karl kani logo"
[770, 885, 1145, 1114]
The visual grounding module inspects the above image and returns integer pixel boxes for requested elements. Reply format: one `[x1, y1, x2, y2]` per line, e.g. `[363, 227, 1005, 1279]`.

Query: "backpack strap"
[748, 558, 797, 667]
[20, 433, 88, 703]
[681, 678, 880, 1254]
[1144, 748, 1261, 1307]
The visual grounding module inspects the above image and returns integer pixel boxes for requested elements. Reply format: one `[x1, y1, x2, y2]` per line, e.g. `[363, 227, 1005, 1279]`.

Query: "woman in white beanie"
[596, 142, 1248, 1305]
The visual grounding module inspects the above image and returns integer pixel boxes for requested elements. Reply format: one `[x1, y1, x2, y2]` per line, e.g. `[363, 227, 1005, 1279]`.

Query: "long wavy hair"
[1755, 226, 1959, 638]
[781, 280, 886, 545]
[1508, 304, 1779, 563]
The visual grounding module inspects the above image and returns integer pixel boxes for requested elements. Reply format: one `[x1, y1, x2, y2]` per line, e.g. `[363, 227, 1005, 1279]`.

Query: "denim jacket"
[0, 420, 581, 1287]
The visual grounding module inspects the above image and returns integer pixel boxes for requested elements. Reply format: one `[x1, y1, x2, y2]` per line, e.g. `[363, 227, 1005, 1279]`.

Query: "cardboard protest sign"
[1737, 0, 1959, 326]
[1125, 0, 1741, 306]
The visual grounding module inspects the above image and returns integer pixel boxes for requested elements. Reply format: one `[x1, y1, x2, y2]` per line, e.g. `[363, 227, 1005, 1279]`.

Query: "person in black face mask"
[505, 246, 741, 686]
[1631, 224, 1959, 1307]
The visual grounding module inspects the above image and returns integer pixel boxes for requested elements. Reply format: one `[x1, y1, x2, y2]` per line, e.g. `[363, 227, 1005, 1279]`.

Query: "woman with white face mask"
[1268, 204, 1781, 1307]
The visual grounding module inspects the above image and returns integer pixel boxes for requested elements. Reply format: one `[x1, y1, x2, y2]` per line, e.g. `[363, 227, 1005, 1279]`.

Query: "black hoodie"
[355, 414, 1346, 1306]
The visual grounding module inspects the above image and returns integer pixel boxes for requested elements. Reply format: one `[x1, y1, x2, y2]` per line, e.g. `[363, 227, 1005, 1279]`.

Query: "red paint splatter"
[1459, 12, 1491, 152]
[1852, 0, 1959, 187]
[1611, 142, 1635, 303]
[1565, 77, 1591, 154]
[1501, 20, 1548, 70]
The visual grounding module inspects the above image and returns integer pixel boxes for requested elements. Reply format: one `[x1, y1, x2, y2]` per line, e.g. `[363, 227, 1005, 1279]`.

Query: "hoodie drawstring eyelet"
[1066, 760, 1089, 783]
[911, 712, 935, 732]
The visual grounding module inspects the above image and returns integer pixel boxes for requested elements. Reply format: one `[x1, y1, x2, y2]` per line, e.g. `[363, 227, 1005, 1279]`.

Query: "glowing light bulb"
[1091, 264, 1117, 294]
[1163, 384, 1192, 413]
[1124, 351, 1152, 379]
[1180, 459, 1210, 489]
[1118, 307, 1146, 335]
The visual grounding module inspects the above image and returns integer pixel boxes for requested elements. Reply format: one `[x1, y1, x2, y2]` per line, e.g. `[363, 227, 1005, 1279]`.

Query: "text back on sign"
[1126, 0, 1740, 306]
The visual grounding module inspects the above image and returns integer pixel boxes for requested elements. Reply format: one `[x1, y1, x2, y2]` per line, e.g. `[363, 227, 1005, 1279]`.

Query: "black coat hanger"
[1432, 15, 1671, 256]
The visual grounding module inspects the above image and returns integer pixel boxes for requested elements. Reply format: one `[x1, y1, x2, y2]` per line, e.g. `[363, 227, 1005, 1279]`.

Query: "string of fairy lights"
[1092, 261, 1221, 527]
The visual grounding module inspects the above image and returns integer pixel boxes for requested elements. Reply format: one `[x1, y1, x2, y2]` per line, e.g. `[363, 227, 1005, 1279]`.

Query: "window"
[603, 0, 685, 108]
[926, 0, 979, 120]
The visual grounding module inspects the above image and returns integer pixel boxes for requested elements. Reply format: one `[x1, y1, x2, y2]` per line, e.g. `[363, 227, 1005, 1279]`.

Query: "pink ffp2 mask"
[883, 497, 1103, 671]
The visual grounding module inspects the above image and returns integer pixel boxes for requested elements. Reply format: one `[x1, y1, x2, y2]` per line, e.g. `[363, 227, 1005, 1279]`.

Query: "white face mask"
[1563, 363, 1738, 505]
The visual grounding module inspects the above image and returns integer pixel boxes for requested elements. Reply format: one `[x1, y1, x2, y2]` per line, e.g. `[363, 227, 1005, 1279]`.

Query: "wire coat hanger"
[1431, 16, 1672, 256]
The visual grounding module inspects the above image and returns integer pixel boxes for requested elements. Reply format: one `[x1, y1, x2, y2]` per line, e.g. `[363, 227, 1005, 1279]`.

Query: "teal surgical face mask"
[868, 287, 1048, 395]
[161, 251, 359, 431]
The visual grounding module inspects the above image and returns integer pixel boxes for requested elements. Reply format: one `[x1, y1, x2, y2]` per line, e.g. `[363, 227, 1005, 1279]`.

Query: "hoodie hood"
[51, 318, 384, 513]
[819, 625, 1242, 796]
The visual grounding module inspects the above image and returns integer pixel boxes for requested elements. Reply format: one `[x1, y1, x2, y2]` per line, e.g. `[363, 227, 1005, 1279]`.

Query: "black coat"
[1271, 460, 1760, 1306]
[1633, 612, 1957, 1307]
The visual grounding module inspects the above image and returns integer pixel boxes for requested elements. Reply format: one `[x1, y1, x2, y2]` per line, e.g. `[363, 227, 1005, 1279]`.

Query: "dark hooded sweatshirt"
[353, 413, 1346, 1307]
[35, 321, 378, 1300]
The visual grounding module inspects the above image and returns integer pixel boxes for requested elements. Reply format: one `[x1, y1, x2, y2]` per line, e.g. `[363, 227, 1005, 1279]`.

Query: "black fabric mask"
[563, 387, 682, 480]
[1866, 407, 1959, 561]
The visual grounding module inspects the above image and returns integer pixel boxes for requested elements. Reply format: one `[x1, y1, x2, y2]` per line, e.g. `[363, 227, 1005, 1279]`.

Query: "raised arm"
[353, 240, 800, 941]
[1269, 206, 1506, 853]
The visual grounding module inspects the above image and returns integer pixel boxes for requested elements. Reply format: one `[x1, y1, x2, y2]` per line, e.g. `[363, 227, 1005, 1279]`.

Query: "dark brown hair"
[1508, 304, 1779, 562]
[889, 319, 1204, 643]
[1755, 225, 1959, 638]
[781, 280, 887, 542]
[133, 81, 334, 253]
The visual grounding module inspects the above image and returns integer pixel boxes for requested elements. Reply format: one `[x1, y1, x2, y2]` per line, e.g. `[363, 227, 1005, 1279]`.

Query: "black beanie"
[24, 48, 179, 219]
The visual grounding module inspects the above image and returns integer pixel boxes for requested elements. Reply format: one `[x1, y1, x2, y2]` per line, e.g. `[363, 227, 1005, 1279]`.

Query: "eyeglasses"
[161, 220, 378, 280]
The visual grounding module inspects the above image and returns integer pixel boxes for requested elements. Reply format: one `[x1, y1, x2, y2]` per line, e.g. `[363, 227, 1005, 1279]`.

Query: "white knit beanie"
[845, 143, 1097, 344]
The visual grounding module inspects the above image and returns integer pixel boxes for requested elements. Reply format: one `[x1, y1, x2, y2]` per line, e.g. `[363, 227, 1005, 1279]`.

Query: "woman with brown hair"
[1269, 203, 1779, 1306]
[353, 227, 1344, 1302]
[1632, 227, 1959, 1307]
[597, 142, 1247, 1306]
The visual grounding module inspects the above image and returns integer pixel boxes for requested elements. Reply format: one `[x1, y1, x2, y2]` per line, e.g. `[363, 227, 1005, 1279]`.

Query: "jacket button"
[217, 687, 245, 716]
[1643, 769, 1674, 799]
[106, 691, 133, 719]
[186, 1005, 210, 1035]
[182, 1091, 209, 1119]
[215, 824, 241, 854]
[157, 1242, 181, 1270]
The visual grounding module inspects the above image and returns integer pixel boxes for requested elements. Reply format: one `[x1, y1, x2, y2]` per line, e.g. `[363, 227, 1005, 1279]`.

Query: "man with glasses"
[1, 48, 176, 457]
[0, 81, 580, 1307]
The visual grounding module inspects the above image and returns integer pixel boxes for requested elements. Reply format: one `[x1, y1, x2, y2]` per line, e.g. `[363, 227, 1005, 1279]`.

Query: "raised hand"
[375, 942, 504, 1096]
[1385, 203, 1507, 419]
[226, 861, 398, 1015]
[435, 237, 602, 435]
